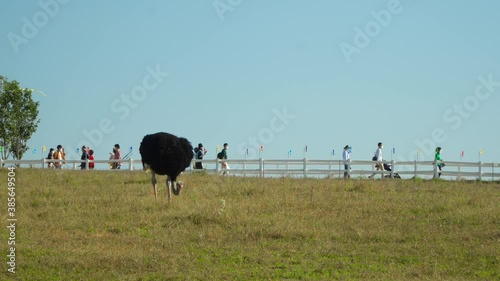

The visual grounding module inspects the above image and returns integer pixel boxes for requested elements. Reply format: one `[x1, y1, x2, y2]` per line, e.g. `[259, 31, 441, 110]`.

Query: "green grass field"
[0, 168, 498, 280]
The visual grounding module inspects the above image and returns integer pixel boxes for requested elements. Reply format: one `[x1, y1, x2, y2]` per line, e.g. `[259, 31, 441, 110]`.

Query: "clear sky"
[1, 0, 499, 165]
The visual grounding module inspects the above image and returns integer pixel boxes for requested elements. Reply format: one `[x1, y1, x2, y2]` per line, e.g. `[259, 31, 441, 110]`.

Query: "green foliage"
[0, 76, 40, 160]
[0, 169, 498, 280]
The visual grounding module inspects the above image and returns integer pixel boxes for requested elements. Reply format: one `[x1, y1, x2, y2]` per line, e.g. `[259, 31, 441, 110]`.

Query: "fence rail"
[1, 158, 499, 180]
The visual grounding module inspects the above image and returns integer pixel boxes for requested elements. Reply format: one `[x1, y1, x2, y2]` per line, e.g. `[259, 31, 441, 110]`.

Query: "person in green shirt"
[435, 147, 444, 178]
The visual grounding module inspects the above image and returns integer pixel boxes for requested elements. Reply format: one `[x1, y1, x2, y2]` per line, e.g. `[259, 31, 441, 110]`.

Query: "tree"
[0, 76, 40, 162]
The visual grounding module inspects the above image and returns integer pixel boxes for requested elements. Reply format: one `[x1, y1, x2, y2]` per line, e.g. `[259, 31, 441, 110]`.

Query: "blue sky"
[1, 0, 499, 165]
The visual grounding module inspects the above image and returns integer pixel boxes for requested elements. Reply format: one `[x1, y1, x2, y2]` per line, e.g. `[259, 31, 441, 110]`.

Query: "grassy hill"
[0, 169, 498, 280]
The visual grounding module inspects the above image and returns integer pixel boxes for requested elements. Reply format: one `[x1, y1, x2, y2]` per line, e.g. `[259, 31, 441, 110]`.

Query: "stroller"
[383, 162, 401, 179]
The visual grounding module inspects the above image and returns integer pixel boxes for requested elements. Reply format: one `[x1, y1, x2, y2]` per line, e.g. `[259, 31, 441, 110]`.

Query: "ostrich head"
[172, 181, 184, 195]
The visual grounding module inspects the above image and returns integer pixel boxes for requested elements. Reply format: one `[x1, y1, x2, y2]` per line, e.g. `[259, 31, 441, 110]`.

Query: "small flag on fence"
[332, 149, 335, 156]
[217, 145, 221, 152]
[289, 149, 292, 156]
[246, 149, 249, 156]
[461, 151, 464, 158]
[305, 145, 308, 152]
[76, 148, 80, 153]
[33, 148, 37, 155]
[418, 149, 422, 156]
[260, 145, 264, 152]
[43, 145, 47, 152]
[392, 148, 396, 154]
[479, 148, 483, 156]
[129, 146, 133, 152]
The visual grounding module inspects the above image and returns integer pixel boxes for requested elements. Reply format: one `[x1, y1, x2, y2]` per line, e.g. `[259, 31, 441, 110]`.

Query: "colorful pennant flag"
[418, 149, 422, 156]
[33, 148, 37, 155]
[289, 149, 292, 156]
[217, 145, 221, 152]
[332, 149, 335, 156]
[260, 145, 264, 152]
[479, 148, 483, 156]
[129, 146, 133, 152]
[392, 148, 396, 154]
[461, 151, 464, 158]
[304, 145, 308, 152]
[43, 145, 47, 152]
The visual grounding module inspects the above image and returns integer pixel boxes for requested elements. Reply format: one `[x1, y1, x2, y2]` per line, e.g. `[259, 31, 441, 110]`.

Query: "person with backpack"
[194, 143, 207, 169]
[218, 143, 229, 175]
[46, 148, 55, 169]
[80, 146, 90, 170]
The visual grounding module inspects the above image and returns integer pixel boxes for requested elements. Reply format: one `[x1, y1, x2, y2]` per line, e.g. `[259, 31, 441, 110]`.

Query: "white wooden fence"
[1, 158, 499, 180]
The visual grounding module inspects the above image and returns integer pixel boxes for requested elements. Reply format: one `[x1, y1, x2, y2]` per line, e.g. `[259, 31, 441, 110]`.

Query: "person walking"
[434, 147, 444, 178]
[342, 145, 351, 179]
[219, 143, 229, 176]
[369, 142, 384, 179]
[194, 143, 207, 169]
[46, 148, 55, 169]
[80, 146, 90, 170]
[89, 149, 95, 170]
[112, 144, 122, 169]
[53, 145, 66, 169]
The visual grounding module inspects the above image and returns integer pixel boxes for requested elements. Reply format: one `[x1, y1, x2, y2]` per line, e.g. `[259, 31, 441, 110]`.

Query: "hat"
[198, 143, 203, 148]
[344, 145, 349, 149]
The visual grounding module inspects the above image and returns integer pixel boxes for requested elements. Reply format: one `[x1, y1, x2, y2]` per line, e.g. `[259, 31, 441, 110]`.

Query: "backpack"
[217, 151, 224, 159]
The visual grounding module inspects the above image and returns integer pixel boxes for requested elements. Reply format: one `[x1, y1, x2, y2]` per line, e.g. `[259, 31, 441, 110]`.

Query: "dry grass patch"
[0, 169, 498, 280]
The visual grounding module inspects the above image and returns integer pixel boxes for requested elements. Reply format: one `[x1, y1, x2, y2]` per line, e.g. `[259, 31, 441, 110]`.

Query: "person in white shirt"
[342, 145, 350, 179]
[369, 142, 384, 178]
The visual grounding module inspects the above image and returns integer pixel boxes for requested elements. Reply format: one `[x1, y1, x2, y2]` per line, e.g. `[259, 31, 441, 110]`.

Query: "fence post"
[303, 158, 307, 178]
[86, 158, 89, 170]
[414, 160, 417, 178]
[215, 158, 219, 175]
[347, 159, 351, 178]
[0, 158, 2, 168]
[457, 161, 461, 180]
[259, 158, 264, 178]
[433, 161, 438, 179]
[478, 161, 482, 181]
[42, 158, 46, 169]
[129, 158, 133, 171]
[390, 160, 394, 178]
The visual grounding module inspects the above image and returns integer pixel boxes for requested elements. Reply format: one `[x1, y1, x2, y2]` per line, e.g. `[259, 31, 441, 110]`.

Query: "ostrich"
[139, 132, 194, 201]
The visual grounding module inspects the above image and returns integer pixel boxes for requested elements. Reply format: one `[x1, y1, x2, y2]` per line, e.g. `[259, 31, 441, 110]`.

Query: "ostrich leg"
[151, 172, 158, 201]
[166, 176, 172, 201]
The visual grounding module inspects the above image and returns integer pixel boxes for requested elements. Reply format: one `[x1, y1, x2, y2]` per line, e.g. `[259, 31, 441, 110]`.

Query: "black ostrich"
[139, 132, 194, 201]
